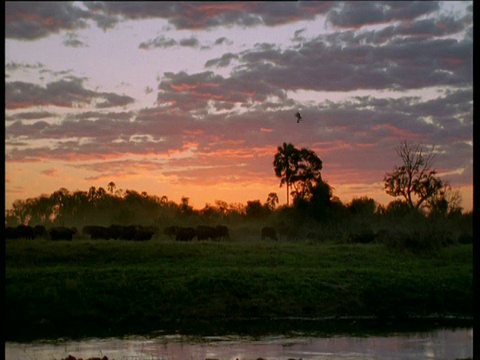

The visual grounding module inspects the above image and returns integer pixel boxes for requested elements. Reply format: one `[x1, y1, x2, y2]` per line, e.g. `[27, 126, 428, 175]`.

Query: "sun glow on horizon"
[5, 160, 474, 213]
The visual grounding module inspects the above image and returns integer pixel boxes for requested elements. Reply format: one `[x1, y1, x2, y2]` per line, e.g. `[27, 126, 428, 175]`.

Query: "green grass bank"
[5, 239, 473, 341]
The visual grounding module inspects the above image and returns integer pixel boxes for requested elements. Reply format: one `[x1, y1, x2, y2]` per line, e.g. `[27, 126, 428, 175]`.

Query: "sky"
[5, 1, 473, 212]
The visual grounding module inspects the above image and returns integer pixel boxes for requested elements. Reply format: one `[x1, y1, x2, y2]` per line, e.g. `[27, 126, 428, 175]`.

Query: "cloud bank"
[5, 1, 473, 210]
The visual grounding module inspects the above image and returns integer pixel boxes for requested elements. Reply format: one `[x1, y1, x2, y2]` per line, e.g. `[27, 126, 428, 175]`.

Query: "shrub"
[380, 228, 451, 254]
[349, 229, 376, 244]
[458, 233, 473, 244]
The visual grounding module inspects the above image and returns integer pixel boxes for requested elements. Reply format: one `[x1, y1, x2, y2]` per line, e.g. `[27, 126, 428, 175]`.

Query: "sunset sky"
[5, 1, 473, 211]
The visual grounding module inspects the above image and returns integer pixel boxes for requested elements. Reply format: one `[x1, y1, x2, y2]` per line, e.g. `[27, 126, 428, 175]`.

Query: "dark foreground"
[5, 239, 473, 342]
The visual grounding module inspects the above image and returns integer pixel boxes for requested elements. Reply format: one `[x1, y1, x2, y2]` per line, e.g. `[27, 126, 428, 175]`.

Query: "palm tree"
[107, 181, 116, 195]
[273, 142, 297, 206]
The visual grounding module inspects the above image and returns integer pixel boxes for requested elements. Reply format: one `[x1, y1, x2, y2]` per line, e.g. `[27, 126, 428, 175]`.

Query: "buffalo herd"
[164, 225, 230, 241]
[5, 225, 77, 241]
[5, 224, 280, 242]
[82, 225, 157, 241]
[4, 224, 156, 241]
[165, 225, 278, 241]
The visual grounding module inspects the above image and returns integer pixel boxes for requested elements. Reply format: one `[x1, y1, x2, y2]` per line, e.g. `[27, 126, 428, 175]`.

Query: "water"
[5, 328, 473, 360]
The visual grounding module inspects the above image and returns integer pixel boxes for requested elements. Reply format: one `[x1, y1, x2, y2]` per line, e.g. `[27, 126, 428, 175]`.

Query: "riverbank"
[6, 328, 474, 360]
[5, 239, 473, 342]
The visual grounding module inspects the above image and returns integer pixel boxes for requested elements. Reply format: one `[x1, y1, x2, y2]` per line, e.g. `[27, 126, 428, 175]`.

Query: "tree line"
[5, 140, 471, 248]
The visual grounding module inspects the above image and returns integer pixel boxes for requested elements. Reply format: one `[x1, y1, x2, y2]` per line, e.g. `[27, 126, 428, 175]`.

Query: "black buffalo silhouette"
[83, 225, 110, 240]
[50, 226, 77, 241]
[196, 225, 217, 240]
[215, 225, 230, 240]
[5, 225, 35, 240]
[175, 227, 196, 241]
[108, 224, 123, 239]
[195, 225, 230, 240]
[82, 225, 156, 241]
[133, 226, 156, 241]
[5, 226, 17, 239]
[163, 226, 179, 238]
[34, 225, 48, 238]
[119, 225, 137, 240]
[261, 226, 278, 241]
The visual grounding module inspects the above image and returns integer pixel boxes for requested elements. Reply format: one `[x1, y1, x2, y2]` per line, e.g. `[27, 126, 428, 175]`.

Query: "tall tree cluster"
[273, 142, 324, 206]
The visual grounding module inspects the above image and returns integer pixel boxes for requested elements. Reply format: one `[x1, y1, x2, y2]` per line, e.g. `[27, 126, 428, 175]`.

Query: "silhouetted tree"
[274, 143, 323, 205]
[179, 196, 194, 215]
[107, 181, 116, 194]
[200, 203, 219, 221]
[305, 180, 334, 221]
[428, 185, 463, 219]
[290, 147, 323, 201]
[273, 143, 296, 206]
[10, 199, 30, 225]
[384, 199, 419, 218]
[384, 140, 445, 210]
[265, 192, 279, 211]
[245, 200, 270, 219]
[213, 200, 227, 213]
[87, 186, 97, 205]
[347, 197, 377, 218]
[97, 187, 107, 200]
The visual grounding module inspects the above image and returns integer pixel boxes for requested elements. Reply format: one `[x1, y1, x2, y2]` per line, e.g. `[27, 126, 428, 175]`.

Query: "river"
[5, 327, 473, 360]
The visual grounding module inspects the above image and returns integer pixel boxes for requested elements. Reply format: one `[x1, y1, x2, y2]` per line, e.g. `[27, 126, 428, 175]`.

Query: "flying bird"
[295, 111, 302, 123]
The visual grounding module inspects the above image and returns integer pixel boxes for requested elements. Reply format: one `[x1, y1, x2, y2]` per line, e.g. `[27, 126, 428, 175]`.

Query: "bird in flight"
[295, 111, 302, 123]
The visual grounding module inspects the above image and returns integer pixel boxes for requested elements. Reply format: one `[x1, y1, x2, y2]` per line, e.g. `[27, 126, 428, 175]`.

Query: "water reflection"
[6, 328, 473, 360]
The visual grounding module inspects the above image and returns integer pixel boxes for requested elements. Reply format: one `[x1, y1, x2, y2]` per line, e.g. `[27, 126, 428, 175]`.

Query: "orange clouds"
[170, 83, 197, 91]
[372, 124, 420, 140]
[196, 3, 246, 13]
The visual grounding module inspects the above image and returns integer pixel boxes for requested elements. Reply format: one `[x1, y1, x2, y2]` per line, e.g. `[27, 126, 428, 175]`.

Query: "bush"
[349, 229, 377, 244]
[380, 228, 452, 254]
[458, 233, 473, 244]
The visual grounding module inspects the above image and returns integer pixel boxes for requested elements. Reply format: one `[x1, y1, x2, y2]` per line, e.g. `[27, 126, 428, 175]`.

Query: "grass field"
[5, 238, 473, 341]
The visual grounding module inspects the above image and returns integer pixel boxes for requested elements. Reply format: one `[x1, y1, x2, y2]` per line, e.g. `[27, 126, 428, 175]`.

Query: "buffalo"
[34, 225, 48, 239]
[82, 225, 156, 241]
[163, 226, 179, 238]
[261, 226, 278, 241]
[349, 230, 376, 244]
[214, 225, 230, 240]
[175, 227, 196, 241]
[107, 225, 123, 240]
[5, 225, 35, 240]
[194, 225, 231, 241]
[133, 227, 155, 241]
[83, 225, 110, 240]
[5, 227, 17, 239]
[195, 225, 217, 240]
[50, 226, 77, 241]
[119, 225, 137, 240]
